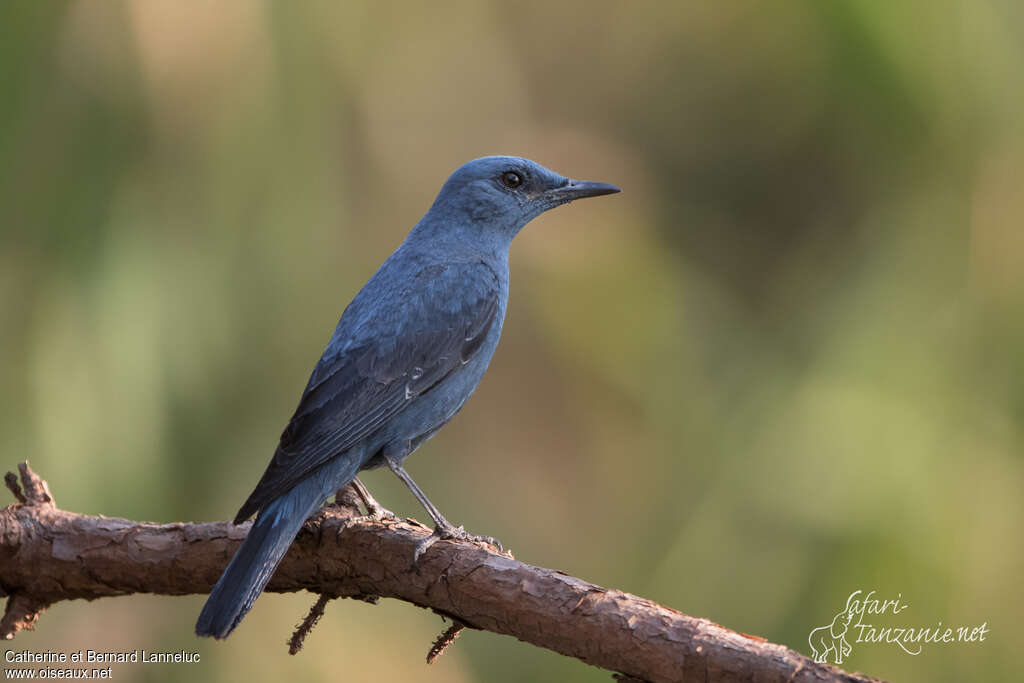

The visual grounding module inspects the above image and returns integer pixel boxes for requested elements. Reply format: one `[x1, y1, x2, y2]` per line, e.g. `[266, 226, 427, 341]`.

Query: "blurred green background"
[3, 1, 1022, 681]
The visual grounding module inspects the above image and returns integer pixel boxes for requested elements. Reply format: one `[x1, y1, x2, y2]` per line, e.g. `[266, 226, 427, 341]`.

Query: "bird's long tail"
[195, 458, 359, 639]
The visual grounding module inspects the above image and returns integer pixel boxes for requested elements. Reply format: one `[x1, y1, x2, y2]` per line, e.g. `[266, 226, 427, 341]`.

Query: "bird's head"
[423, 156, 620, 243]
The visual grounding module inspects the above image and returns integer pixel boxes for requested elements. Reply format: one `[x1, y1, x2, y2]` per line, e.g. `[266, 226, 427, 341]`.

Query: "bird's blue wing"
[233, 262, 500, 522]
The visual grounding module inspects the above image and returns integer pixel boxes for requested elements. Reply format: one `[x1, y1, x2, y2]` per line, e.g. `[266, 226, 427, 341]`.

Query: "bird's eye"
[501, 171, 523, 189]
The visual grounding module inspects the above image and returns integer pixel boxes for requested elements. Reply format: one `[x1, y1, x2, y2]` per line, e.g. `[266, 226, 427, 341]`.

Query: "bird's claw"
[336, 506, 399, 538]
[411, 523, 503, 565]
[363, 503, 399, 524]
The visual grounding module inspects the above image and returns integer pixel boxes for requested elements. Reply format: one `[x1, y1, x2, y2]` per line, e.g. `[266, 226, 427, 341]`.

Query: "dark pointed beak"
[547, 178, 621, 202]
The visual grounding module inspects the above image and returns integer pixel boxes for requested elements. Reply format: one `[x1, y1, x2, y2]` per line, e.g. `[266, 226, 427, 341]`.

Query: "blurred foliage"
[2, 1, 1022, 681]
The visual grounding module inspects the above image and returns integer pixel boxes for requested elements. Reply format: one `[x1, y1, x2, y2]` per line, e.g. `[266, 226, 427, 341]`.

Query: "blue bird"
[195, 156, 619, 639]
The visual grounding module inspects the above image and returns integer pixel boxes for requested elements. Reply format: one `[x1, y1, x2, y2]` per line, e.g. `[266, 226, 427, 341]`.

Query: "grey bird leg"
[350, 477, 396, 520]
[384, 456, 501, 562]
[335, 478, 397, 536]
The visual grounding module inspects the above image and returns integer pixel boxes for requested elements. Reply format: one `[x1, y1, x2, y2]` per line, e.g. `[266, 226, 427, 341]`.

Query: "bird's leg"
[335, 478, 397, 536]
[350, 477, 397, 521]
[385, 459, 453, 529]
[384, 456, 501, 563]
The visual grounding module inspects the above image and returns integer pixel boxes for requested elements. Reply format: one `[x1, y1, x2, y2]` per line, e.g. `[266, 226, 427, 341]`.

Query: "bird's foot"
[362, 498, 399, 523]
[340, 510, 398, 530]
[337, 504, 399, 537]
[412, 522, 502, 564]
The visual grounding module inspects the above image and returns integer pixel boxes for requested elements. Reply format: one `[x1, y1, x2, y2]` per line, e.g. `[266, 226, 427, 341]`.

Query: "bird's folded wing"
[234, 263, 500, 522]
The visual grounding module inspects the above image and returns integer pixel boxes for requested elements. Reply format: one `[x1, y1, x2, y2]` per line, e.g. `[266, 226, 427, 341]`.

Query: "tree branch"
[0, 463, 883, 683]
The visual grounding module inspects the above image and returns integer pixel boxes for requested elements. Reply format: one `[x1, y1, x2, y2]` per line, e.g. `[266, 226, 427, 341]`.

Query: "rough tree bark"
[0, 463, 884, 683]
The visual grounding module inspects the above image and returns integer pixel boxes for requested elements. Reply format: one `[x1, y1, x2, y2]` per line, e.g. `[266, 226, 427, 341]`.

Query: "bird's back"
[234, 243, 508, 521]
